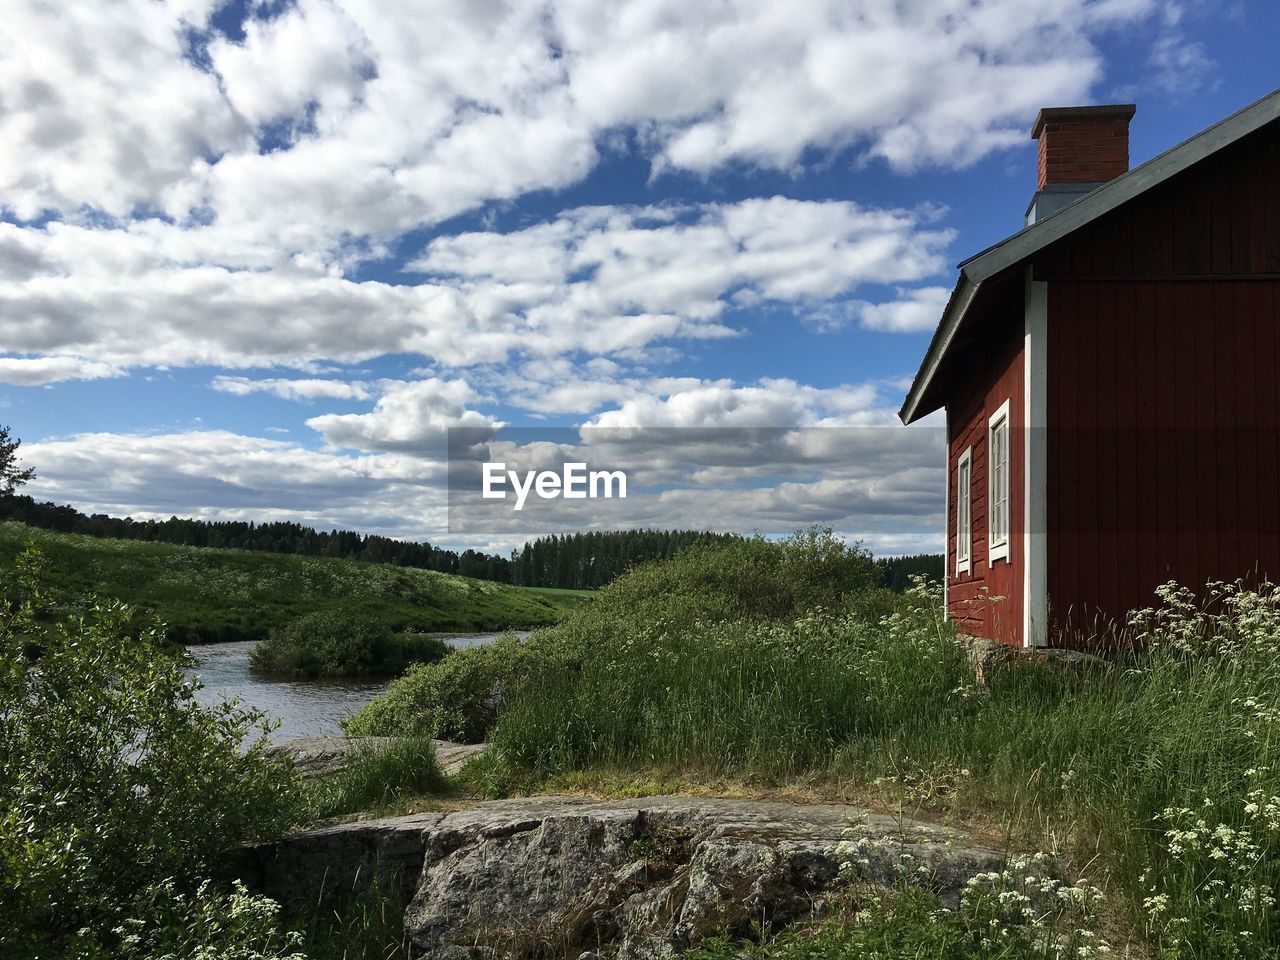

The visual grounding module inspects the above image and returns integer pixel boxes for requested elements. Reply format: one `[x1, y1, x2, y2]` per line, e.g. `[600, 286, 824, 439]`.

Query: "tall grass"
[351, 532, 1280, 954]
[288, 871, 411, 960]
[302, 739, 449, 821]
[479, 580, 1280, 957]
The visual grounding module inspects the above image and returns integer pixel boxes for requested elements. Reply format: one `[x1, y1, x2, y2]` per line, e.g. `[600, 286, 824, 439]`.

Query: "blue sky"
[1, 0, 1276, 552]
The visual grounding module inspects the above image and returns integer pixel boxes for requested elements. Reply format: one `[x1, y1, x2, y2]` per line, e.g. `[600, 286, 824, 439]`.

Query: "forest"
[0, 494, 940, 591]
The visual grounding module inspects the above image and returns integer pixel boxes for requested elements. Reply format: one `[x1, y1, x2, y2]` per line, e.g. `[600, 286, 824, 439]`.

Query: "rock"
[403, 796, 1008, 958]
[241, 794, 1008, 957]
[265, 736, 487, 777]
[235, 811, 444, 908]
[963, 637, 1109, 686]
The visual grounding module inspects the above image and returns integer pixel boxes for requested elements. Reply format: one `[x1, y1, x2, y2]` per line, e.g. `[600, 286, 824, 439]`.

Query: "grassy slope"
[0, 521, 590, 642]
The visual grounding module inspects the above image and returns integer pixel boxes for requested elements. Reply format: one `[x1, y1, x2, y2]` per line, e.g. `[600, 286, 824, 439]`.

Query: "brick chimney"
[1025, 104, 1135, 225]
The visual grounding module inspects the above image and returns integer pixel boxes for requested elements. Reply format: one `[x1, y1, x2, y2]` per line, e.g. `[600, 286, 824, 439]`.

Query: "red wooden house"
[900, 89, 1280, 647]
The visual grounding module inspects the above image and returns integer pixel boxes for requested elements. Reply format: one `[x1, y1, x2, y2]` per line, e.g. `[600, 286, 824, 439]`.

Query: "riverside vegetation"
[0, 521, 588, 646]
[6, 529, 1280, 957]
[351, 531, 1280, 959]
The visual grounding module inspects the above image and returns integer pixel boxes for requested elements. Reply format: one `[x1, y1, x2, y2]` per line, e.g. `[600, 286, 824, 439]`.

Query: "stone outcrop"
[242, 795, 1008, 957]
[963, 637, 1110, 686]
[265, 736, 488, 777]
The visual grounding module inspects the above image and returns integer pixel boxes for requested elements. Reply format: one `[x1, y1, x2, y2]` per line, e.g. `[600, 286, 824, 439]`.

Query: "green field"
[0, 522, 590, 642]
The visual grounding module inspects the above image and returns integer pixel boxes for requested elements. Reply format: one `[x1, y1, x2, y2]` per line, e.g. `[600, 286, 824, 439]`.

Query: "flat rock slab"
[265, 736, 487, 777]
[242, 795, 1008, 958]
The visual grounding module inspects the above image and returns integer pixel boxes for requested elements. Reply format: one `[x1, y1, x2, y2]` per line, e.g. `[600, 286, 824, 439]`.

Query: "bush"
[345, 529, 876, 743]
[250, 611, 448, 678]
[344, 631, 564, 742]
[0, 546, 300, 957]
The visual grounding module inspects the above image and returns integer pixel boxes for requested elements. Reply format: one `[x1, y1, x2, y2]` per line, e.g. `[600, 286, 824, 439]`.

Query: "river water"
[184, 634, 505, 741]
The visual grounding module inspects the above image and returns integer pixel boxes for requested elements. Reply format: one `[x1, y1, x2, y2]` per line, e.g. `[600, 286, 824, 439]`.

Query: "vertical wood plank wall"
[1046, 279, 1280, 637]
[1037, 120, 1280, 639]
[947, 320, 1025, 645]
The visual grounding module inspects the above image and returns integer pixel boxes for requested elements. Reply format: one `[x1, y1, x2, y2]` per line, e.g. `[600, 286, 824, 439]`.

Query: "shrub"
[0, 546, 300, 957]
[346, 529, 875, 743]
[344, 631, 564, 742]
[250, 611, 448, 678]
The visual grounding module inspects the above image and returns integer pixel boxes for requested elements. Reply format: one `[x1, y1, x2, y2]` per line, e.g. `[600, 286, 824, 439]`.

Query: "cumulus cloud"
[855, 287, 954, 333]
[1, 0, 1162, 246]
[307, 378, 501, 452]
[0, 356, 122, 386]
[0, 198, 950, 372]
[212, 375, 373, 402]
[585, 378, 889, 430]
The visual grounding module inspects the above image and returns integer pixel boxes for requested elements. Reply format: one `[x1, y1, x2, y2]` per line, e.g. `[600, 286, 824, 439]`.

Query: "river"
[184, 634, 506, 741]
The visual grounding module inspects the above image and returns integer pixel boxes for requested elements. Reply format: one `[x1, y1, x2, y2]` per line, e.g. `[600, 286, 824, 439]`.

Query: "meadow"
[0, 521, 589, 643]
[352, 533, 1280, 959]
[7, 527, 1280, 958]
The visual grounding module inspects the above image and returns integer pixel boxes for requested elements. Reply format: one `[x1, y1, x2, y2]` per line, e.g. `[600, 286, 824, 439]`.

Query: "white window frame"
[988, 398, 1011, 564]
[955, 446, 972, 575]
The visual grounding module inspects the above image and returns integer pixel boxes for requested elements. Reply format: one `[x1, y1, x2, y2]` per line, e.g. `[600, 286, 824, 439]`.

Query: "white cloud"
[0, 0, 244, 220]
[0, 356, 122, 386]
[855, 286, 953, 333]
[0, 198, 950, 372]
[0, 0, 1162, 248]
[307, 378, 501, 452]
[212, 375, 373, 402]
[586, 378, 890, 430]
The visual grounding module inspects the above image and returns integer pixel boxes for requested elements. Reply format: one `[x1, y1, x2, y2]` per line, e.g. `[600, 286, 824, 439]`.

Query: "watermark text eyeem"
[481, 462, 627, 511]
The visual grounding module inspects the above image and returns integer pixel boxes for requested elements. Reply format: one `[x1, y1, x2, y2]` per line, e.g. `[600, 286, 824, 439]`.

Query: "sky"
[1, 0, 1276, 554]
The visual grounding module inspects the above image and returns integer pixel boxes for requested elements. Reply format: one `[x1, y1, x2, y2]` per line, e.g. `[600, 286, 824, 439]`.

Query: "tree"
[0, 425, 34, 495]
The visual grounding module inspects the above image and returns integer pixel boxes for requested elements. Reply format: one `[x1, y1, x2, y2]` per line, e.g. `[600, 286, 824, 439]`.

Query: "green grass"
[0, 521, 589, 642]
[468, 585, 1280, 957]
[301, 739, 451, 821]
[352, 533, 1280, 957]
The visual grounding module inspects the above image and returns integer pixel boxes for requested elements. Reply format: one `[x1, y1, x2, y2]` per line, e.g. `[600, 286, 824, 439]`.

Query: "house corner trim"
[1023, 268, 1049, 647]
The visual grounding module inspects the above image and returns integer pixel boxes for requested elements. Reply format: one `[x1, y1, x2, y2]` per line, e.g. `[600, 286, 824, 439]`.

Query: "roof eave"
[899, 86, 1280, 426]
[961, 86, 1280, 283]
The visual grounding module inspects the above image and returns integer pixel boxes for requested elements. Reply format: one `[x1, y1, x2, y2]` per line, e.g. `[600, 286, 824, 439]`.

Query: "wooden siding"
[947, 309, 1025, 645]
[1045, 279, 1280, 637]
[1038, 119, 1280, 639]
[1036, 122, 1280, 281]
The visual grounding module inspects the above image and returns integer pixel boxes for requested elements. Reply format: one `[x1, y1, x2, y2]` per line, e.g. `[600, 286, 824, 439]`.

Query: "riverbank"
[186, 633, 511, 739]
[0, 521, 589, 642]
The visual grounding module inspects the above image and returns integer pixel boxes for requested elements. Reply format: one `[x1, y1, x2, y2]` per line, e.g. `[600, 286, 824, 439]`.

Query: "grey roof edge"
[899, 86, 1280, 425]
[961, 86, 1280, 282]
[898, 274, 979, 425]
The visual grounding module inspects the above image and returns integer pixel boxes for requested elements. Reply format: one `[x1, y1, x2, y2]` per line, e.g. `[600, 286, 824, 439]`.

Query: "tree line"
[0, 491, 941, 592]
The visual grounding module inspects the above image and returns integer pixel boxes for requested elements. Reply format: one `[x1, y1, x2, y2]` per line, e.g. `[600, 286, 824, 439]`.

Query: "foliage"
[249, 612, 448, 678]
[2, 493, 753, 590]
[286, 872, 411, 960]
[0, 426, 34, 496]
[113, 880, 306, 960]
[424, 560, 1280, 957]
[507, 528, 742, 588]
[0, 521, 587, 643]
[485, 590, 960, 778]
[874, 552, 944, 591]
[346, 530, 881, 743]
[685, 872, 1106, 960]
[0, 545, 301, 958]
[343, 630, 564, 742]
[302, 739, 448, 821]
